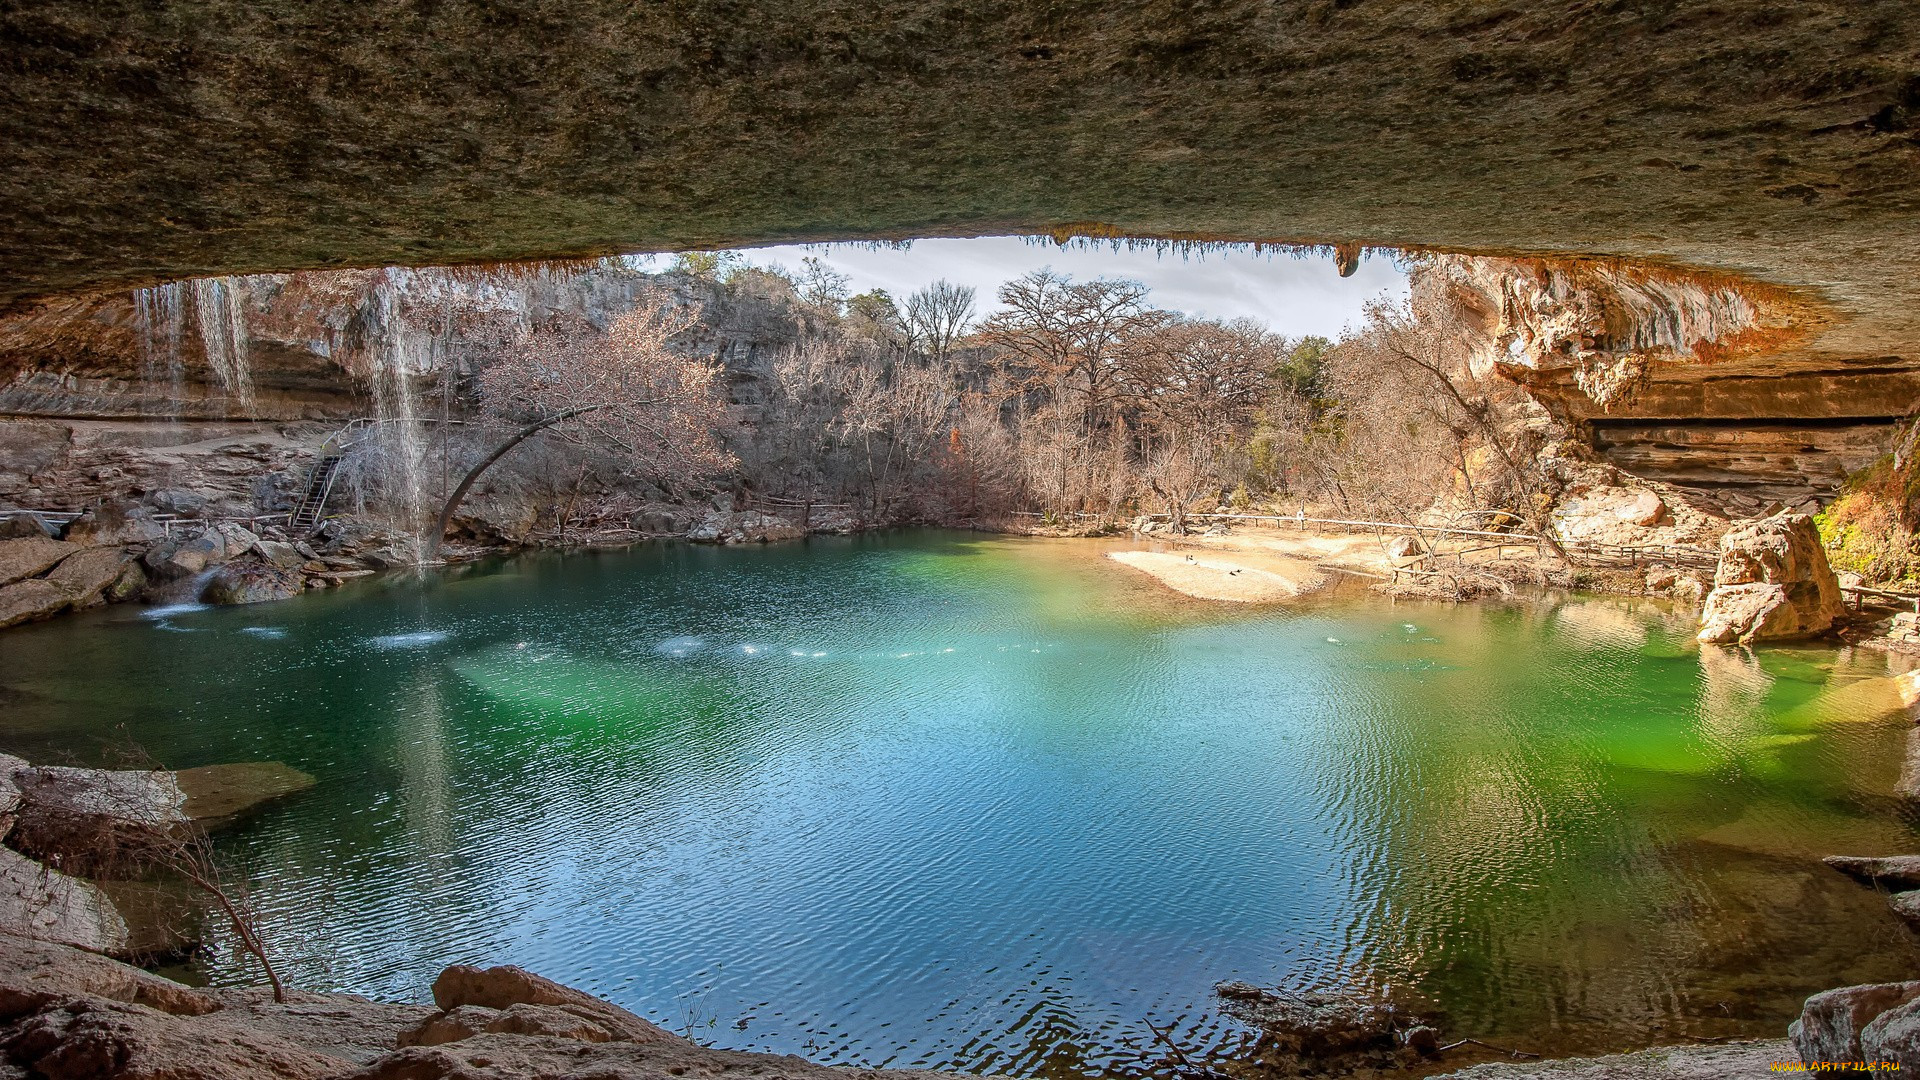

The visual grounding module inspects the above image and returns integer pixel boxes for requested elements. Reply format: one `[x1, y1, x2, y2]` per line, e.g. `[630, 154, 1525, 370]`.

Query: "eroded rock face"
[1792, 983, 1920, 1066]
[1697, 514, 1844, 644]
[0, 846, 131, 954]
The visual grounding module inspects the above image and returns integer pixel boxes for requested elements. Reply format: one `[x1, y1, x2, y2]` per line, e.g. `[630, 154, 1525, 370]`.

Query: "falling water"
[131, 275, 259, 418]
[133, 282, 188, 420]
[191, 277, 256, 414]
[365, 272, 433, 563]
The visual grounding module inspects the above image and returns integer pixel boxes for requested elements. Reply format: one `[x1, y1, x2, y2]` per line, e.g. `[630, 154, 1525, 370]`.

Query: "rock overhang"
[0, 0, 1918, 361]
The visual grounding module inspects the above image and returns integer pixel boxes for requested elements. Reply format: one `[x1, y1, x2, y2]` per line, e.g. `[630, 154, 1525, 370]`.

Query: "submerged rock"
[1791, 982, 1920, 1065]
[1697, 514, 1844, 644]
[1213, 981, 1408, 1057]
[174, 762, 316, 823]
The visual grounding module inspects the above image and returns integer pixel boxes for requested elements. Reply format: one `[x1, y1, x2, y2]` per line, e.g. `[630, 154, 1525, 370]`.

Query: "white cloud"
[629, 236, 1408, 340]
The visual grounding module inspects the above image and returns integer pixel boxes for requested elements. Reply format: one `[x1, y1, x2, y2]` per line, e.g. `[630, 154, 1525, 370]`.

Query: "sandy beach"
[1105, 547, 1330, 602]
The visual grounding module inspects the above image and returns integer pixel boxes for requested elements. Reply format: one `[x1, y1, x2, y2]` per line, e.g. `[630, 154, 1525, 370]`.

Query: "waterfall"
[133, 281, 188, 419]
[365, 273, 432, 563]
[191, 277, 256, 413]
[131, 275, 259, 417]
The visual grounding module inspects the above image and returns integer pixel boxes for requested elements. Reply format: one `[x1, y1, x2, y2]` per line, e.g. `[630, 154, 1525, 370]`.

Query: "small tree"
[426, 296, 735, 559]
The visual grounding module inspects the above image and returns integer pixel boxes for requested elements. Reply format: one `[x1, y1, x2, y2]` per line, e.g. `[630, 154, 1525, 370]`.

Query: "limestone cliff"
[1426, 254, 1914, 512]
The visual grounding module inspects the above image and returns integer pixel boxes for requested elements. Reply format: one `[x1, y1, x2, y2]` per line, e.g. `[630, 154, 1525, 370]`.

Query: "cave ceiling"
[3, 0, 1919, 363]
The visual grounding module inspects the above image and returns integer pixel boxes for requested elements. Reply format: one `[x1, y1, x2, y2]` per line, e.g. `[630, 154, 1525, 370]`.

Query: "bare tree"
[904, 280, 976, 364]
[427, 295, 735, 558]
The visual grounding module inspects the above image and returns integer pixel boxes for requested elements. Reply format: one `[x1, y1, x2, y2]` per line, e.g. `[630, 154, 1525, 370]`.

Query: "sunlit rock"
[1696, 514, 1843, 644]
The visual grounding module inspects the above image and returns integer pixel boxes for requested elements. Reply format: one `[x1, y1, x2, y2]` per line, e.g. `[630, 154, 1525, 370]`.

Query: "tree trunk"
[424, 405, 603, 561]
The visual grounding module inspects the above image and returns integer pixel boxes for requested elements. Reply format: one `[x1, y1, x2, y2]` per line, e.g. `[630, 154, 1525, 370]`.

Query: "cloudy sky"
[633, 236, 1407, 340]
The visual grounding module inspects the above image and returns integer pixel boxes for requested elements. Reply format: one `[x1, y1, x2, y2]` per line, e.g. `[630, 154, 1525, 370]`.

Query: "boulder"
[0, 578, 72, 629]
[1384, 535, 1421, 558]
[61, 501, 168, 547]
[146, 524, 259, 580]
[429, 965, 675, 1045]
[40, 547, 134, 609]
[0, 845, 131, 953]
[104, 561, 146, 604]
[398, 1002, 613, 1048]
[0, 932, 218, 1018]
[1902, 729, 1920, 799]
[251, 540, 305, 569]
[1790, 982, 1920, 1065]
[1697, 514, 1844, 644]
[1892, 891, 1920, 925]
[7, 766, 187, 872]
[1864, 998, 1920, 1070]
[0, 512, 53, 540]
[2, 997, 351, 1080]
[201, 562, 304, 606]
[146, 489, 209, 518]
[1615, 489, 1667, 527]
[0, 536, 78, 588]
[1825, 855, 1920, 891]
[397, 1004, 503, 1048]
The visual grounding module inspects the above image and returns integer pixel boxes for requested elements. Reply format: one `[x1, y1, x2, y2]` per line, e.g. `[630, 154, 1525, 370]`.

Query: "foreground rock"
[1432, 1040, 1790, 1079]
[0, 938, 983, 1080]
[1697, 514, 1844, 645]
[1790, 982, 1920, 1065]
[418, 964, 675, 1046]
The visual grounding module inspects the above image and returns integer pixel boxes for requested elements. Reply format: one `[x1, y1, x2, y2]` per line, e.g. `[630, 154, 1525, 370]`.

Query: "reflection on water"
[0, 532, 1915, 1076]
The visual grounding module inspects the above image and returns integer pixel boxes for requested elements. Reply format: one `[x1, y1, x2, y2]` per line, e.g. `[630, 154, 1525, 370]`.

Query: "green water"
[0, 532, 1914, 1074]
